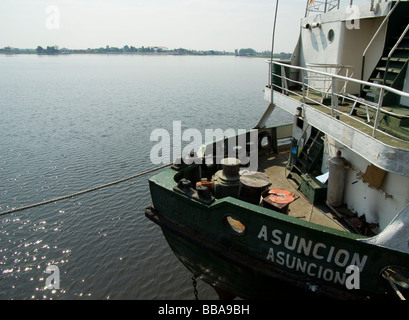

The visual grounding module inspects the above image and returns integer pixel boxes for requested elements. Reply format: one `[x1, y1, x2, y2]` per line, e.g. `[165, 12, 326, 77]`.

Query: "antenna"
[270, 0, 279, 62]
[269, 0, 279, 101]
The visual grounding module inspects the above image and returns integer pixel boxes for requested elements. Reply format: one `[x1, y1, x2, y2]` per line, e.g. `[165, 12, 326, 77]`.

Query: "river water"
[0, 54, 290, 300]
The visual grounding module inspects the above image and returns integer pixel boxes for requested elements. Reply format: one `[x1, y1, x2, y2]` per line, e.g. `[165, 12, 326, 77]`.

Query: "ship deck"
[287, 89, 409, 150]
[258, 151, 371, 235]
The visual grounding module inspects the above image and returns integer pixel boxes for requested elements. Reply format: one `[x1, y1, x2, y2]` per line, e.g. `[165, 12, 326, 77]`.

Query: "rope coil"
[0, 163, 171, 216]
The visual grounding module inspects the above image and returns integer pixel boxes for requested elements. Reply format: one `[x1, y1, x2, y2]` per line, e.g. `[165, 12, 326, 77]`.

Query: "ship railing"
[384, 22, 409, 84]
[267, 59, 409, 139]
[305, 0, 340, 17]
[305, 0, 389, 18]
[304, 63, 355, 104]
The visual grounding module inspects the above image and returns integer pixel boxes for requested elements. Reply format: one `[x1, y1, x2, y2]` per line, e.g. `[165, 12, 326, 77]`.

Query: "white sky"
[0, 0, 371, 52]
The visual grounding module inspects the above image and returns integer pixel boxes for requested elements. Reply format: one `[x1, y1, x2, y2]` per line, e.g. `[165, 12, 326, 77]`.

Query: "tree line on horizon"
[235, 48, 291, 59]
[37, 45, 232, 55]
[0, 45, 291, 59]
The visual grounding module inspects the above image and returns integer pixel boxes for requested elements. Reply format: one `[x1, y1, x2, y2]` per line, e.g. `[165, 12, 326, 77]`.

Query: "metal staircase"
[287, 127, 324, 185]
[362, 5, 409, 106]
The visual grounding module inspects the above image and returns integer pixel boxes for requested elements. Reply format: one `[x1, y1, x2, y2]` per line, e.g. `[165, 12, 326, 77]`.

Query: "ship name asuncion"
[257, 225, 368, 285]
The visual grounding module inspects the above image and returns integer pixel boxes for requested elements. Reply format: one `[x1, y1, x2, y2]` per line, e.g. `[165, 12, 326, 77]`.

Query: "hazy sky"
[0, 0, 371, 52]
[0, 0, 311, 52]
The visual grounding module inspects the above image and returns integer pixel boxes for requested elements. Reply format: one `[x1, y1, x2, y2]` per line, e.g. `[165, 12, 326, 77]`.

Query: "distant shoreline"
[0, 46, 291, 60]
[0, 52, 274, 59]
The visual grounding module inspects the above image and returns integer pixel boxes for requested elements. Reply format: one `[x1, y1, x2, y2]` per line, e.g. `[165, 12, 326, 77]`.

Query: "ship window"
[224, 216, 246, 235]
[328, 29, 335, 42]
[260, 136, 271, 149]
[258, 131, 272, 151]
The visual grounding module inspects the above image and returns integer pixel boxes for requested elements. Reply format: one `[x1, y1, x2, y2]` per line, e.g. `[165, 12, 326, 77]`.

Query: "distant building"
[147, 46, 168, 52]
[3, 46, 13, 54]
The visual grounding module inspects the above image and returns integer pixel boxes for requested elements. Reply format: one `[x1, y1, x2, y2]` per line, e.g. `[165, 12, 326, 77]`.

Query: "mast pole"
[270, 0, 279, 92]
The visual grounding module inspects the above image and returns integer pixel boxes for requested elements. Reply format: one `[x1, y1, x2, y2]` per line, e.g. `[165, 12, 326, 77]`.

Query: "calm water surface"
[0, 54, 290, 300]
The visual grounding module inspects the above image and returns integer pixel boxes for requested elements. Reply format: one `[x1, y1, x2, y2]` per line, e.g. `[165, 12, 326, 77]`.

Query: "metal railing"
[305, 63, 355, 103]
[384, 22, 409, 84]
[267, 60, 409, 139]
[305, 0, 341, 17]
[305, 0, 390, 18]
[361, 0, 400, 85]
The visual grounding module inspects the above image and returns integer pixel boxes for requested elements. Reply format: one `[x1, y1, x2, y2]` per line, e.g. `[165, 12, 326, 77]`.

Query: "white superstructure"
[264, 0, 409, 231]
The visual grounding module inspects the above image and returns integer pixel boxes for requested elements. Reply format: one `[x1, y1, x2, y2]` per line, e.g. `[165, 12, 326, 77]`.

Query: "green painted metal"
[287, 127, 325, 186]
[299, 173, 327, 204]
[147, 161, 409, 299]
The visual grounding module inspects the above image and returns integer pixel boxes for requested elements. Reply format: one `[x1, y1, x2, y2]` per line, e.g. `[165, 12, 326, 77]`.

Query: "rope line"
[0, 163, 171, 216]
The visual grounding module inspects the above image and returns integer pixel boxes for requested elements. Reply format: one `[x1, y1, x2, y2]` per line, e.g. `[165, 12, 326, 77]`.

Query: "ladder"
[287, 127, 325, 185]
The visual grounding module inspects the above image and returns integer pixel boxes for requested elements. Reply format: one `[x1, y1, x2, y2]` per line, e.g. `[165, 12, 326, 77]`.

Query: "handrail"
[384, 23, 409, 84]
[266, 59, 409, 139]
[305, 0, 341, 17]
[361, 0, 400, 85]
[268, 59, 409, 99]
[388, 23, 409, 59]
[305, 63, 355, 102]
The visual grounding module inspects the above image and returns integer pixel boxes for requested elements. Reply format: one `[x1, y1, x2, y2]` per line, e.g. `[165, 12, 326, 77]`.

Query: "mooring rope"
[0, 163, 171, 216]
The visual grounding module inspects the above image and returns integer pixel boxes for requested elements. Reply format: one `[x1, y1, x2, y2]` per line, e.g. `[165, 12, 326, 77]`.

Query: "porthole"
[258, 132, 272, 151]
[328, 29, 335, 42]
[224, 216, 246, 236]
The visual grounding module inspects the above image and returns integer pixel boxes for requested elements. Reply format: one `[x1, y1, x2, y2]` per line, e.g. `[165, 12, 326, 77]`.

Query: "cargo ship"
[146, 0, 409, 299]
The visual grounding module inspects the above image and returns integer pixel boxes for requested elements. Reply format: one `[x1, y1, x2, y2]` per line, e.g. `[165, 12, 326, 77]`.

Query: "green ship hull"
[145, 0, 409, 300]
[145, 139, 409, 299]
